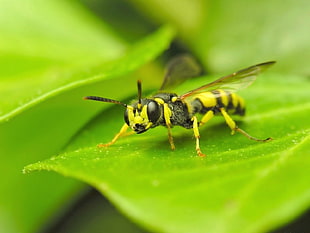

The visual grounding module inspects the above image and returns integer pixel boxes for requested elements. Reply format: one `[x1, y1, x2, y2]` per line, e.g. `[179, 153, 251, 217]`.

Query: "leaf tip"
[22, 166, 32, 174]
[23, 161, 44, 174]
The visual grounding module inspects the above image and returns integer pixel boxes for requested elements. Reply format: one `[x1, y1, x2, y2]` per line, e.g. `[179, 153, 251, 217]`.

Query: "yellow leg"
[162, 103, 175, 150]
[220, 108, 272, 142]
[220, 108, 237, 135]
[98, 123, 129, 147]
[192, 116, 205, 157]
[199, 110, 215, 126]
[167, 124, 175, 150]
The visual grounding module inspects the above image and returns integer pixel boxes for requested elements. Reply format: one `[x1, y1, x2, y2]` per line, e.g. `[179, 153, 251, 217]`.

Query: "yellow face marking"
[127, 106, 135, 124]
[127, 105, 151, 129]
[140, 105, 148, 118]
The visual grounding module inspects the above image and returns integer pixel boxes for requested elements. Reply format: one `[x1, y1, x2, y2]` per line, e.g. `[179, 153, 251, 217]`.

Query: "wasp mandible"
[85, 55, 275, 156]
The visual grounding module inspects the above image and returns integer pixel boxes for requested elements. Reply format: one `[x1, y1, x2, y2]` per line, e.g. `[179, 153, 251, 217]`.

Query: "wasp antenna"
[137, 80, 142, 105]
[84, 96, 127, 107]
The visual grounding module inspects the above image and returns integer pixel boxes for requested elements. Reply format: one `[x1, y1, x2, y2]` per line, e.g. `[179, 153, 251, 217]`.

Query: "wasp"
[84, 55, 275, 156]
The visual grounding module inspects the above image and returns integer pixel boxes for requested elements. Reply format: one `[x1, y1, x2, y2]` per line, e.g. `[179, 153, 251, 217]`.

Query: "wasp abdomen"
[191, 89, 245, 116]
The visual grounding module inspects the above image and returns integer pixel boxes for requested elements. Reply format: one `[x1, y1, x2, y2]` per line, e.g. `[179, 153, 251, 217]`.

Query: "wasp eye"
[147, 101, 160, 123]
[124, 109, 129, 126]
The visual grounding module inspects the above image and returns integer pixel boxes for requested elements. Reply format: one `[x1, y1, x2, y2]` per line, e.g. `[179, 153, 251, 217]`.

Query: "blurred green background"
[0, 0, 309, 232]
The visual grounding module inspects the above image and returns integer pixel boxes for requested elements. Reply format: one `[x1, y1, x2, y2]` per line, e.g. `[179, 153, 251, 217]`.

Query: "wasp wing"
[160, 54, 203, 91]
[180, 61, 275, 100]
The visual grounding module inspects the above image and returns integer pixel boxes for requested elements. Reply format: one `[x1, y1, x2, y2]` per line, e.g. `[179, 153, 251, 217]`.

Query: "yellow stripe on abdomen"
[195, 92, 217, 107]
[217, 90, 229, 106]
[192, 90, 245, 116]
[230, 93, 239, 108]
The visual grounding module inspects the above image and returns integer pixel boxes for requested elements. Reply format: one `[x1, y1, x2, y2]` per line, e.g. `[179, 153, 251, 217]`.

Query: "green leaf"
[0, 0, 126, 62]
[0, 0, 124, 122]
[0, 20, 174, 122]
[0, 1, 128, 232]
[130, 0, 310, 75]
[194, 0, 310, 75]
[0, 1, 175, 232]
[25, 72, 310, 233]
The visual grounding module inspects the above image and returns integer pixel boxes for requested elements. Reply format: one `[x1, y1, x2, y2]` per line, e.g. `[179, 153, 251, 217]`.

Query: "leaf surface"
[0, 2, 175, 232]
[25, 72, 310, 233]
[130, 0, 310, 75]
[0, 24, 174, 121]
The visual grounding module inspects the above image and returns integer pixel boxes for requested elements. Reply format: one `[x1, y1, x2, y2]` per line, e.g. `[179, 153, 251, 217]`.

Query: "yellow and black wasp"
[84, 55, 275, 156]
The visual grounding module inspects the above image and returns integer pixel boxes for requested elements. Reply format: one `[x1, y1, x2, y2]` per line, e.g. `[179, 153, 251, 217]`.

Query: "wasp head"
[124, 99, 161, 134]
[84, 80, 161, 134]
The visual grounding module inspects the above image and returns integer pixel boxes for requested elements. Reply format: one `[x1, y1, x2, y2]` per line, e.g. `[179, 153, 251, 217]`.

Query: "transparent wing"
[160, 54, 202, 91]
[180, 61, 275, 100]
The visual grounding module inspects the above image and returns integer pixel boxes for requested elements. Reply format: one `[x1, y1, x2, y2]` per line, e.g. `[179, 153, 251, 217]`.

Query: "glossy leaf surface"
[0, 1, 174, 231]
[25, 72, 310, 233]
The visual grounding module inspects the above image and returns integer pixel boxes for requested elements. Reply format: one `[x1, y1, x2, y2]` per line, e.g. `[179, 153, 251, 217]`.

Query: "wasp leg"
[163, 103, 175, 150]
[192, 116, 206, 157]
[98, 123, 129, 147]
[199, 110, 215, 126]
[220, 108, 272, 142]
[166, 124, 175, 150]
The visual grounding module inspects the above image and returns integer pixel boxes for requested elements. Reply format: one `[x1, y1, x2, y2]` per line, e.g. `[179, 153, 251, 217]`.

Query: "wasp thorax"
[124, 99, 161, 134]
